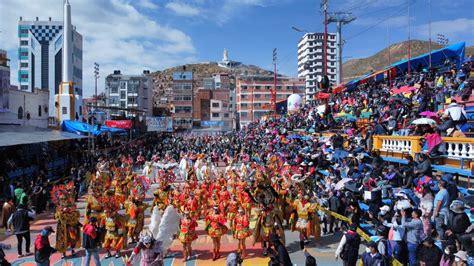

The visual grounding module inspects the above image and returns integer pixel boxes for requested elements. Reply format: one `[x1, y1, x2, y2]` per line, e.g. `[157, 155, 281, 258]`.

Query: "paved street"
[1, 184, 344, 265]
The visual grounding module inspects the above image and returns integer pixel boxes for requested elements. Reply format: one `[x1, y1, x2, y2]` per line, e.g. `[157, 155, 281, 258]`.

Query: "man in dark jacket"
[82, 217, 101, 266]
[361, 241, 384, 266]
[336, 223, 361, 266]
[417, 237, 442, 266]
[269, 234, 292, 266]
[7, 204, 35, 257]
[34, 226, 56, 266]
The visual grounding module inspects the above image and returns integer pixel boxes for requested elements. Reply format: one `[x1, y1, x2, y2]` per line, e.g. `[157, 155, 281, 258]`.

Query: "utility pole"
[94, 62, 99, 107]
[407, 0, 411, 76]
[272, 48, 277, 119]
[428, 0, 432, 68]
[327, 12, 356, 85]
[321, 0, 328, 77]
[92, 62, 99, 156]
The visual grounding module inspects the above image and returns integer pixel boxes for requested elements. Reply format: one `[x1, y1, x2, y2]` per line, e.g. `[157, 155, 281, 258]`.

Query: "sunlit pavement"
[2, 183, 343, 266]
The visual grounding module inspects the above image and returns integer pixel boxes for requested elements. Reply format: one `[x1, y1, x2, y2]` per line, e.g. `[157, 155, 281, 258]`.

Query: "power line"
[336, 0, 375, 13]
[345, 3, 408, 41]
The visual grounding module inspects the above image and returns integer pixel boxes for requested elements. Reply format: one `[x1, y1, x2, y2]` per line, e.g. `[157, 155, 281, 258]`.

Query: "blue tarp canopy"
[385, 42, 465, 72]
[61, 120, 127, 136]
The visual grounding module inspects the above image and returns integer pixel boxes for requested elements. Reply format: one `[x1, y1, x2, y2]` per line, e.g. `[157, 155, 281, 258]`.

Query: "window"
[120, 101, 126, 108]
[20, 73, 28, 79]
[212, 102, 220, 108]
[20, 29, 28, 34]
[265, 86, 271, 90]
[212, 113, 219, 118]
[175, 106, 192, 113]
[241, 95, 247, 100]
[127, 97, 136, 103]
[20, 40, 28, 46]
[255, 86, 261, 90]
[224, 113, 229, 118]
[20, 63, 28, 68]
[62, 107, 67, 114]
[18, 107, 23, 119]
[173, 83, 192, 90]
[241, 86, 247, 90]
[120, 91, 126, 99]
[254, 94, 261, 99]
[111, 86, 118, 93]
[240, 112, 247, 118]
[241, 103, 248, 108]
[20, 85, 28, 90]
[38, 105, 42, 117]
[20, 52, 28, 57]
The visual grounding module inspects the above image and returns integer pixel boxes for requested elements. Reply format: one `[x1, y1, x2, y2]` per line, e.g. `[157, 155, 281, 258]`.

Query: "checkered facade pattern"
[30, 25, 63, 42]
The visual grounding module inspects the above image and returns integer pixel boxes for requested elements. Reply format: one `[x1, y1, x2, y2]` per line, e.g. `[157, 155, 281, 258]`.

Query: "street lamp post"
[94, 63, 99, 107]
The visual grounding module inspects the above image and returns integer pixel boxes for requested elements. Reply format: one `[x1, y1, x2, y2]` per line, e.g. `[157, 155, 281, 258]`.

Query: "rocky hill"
[150, 62, 272, 108]
[343, 40, 474, 81]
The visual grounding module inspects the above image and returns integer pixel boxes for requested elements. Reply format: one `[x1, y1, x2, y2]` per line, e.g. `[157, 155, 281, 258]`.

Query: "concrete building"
[18, 13, 83, 120]
[236, 75, 305, 128]
[191, 73, 233, 130]
[171, 71, 193, 129]
[105, 70, 152, 118]
[0, 50, 10, 111]
[0, 50, 49, 128]
[297, 32, 336, 103]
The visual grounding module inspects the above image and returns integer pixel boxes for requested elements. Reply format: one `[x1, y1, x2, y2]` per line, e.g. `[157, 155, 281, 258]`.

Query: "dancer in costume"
[205, 205, 228, 261]
[125, 176, 150, 244]
[85, 173, 109, 225]
[101, 193, 126, 258]
[127, 233, 163, 266]
[51, 182, 81, 258]
[178, 209, 198, 262]
[289, 194, 319, 250]
[232, 207, 252, 258]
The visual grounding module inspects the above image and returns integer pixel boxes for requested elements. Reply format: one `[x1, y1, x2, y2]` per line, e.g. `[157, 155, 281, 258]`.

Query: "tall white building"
[18, 7, 83, 121]
[297, 32, 336, 103]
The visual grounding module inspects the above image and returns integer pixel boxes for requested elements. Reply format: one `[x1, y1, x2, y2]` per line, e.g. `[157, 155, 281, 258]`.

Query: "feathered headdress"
[51, 182, 75, 209]
[130, 176, 150, 201]
[101, 193, 121, 213]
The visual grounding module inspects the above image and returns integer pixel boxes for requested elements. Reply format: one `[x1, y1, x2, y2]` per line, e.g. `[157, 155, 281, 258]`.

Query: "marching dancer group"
[47, 147, 323, 265]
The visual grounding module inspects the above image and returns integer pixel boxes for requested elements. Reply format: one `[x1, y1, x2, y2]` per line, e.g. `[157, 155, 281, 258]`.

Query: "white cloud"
[0, 0, 196, 97]
[165, 2, 200, 16]
[137, 0, 159, 9]
[413, 18, 474, 44]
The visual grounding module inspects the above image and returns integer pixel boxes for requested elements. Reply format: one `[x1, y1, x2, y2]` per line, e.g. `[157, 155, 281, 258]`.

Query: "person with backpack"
[7, 204, 35, 258]
[34, 226, 56, 266]
[82, 217, 102, 266]
[335, 223, 361, 266]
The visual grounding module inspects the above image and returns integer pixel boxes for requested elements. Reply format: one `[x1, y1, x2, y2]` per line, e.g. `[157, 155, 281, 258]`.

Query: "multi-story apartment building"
[193, 73, 233, 130]
[297, 32, 336, 104]
[171, 71, 193, 129]
[236, 75, 305, 128]
[17, 16, 83, 117]
[105, 70, 152, 117]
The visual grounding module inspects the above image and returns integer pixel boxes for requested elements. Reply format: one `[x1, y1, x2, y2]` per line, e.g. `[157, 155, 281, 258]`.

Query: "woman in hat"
[205, 205, 228, 260]
[232, 207, 252, 258]
[178, 209, 198, 262]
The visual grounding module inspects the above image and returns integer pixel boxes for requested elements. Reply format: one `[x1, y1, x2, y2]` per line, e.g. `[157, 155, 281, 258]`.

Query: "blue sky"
[1, 0, 473, 96]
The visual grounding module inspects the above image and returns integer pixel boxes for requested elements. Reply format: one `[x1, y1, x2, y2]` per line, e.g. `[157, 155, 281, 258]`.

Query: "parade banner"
[146, 117, 173, 132]
[104, 120, 133, 129]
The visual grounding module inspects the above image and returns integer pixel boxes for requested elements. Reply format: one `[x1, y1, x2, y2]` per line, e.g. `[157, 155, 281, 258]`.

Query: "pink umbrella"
[419, 111, 438, 117]
[392, 86, 417, 94]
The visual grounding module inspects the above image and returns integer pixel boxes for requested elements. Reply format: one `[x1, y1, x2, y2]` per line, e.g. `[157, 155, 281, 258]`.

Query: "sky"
[1, 0, 473, 97]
